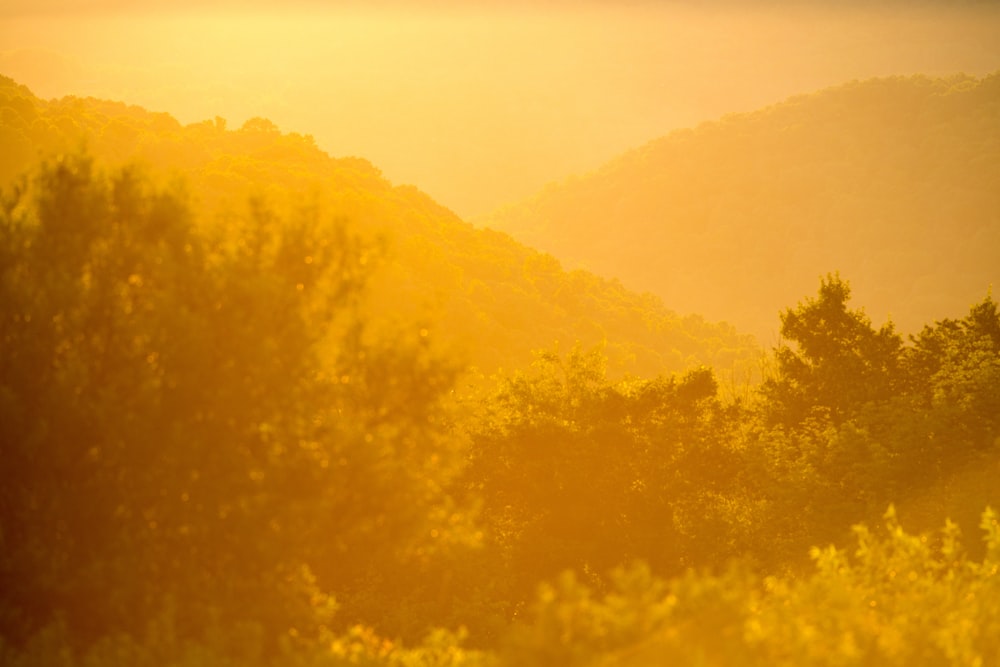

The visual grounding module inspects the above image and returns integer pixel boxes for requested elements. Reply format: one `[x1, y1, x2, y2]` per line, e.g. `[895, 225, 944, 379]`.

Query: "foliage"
[504, 508, 1000, 667]
[763, 273, 904, 425]
[0, 74, 759, 382]
[743, 277, 1000, 567]
[0, 155, 465, 650]
[5, 507, 1000, 665]
[463, 345, 759, 611]
[0, 622, 497, 667]
[2, 74, 1000, 667]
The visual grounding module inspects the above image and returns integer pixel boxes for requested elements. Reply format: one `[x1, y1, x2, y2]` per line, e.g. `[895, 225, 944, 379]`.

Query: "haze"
[2, 1, 999, 218]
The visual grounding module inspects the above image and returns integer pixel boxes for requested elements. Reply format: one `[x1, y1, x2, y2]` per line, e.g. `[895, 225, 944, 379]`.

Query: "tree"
[898, 294, 1000, 473]
[463, 346, 748, 610]
[0, 154, 464, 652]
[762, 274, 904, 426]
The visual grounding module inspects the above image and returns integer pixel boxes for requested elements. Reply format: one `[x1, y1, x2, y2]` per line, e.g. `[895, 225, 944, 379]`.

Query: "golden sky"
[2, 1, 999, 217]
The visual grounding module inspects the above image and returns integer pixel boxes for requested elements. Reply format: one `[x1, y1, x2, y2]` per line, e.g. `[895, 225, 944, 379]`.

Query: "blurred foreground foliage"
[503, 507, 1000, 667]
[3, 509, 999, 666]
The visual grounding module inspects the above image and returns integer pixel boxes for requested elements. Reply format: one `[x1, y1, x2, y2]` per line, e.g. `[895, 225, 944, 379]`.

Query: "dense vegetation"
[1, 75, 999, 665]
[482, 72, 1000, 342]
[0, 74, 756, 381]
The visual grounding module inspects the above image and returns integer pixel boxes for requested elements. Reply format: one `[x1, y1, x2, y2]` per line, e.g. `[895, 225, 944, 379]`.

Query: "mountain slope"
[0, 75, 758, 380]
[481, 72, 1000, 341]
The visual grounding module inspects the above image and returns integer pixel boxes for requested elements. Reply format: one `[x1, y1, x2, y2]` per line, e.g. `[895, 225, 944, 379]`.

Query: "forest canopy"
[0, 73, 758, 381]
[1, 73, 999, 666]
[2, 155, 998, 665]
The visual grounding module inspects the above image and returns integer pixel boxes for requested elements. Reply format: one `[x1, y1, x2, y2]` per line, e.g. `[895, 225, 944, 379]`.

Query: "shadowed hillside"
[482, 72, 1000, 342]
[0, 74, 759, 381]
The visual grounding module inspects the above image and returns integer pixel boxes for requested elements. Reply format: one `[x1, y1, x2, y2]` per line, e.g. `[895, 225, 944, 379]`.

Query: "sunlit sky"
[2, 1, 999, 218]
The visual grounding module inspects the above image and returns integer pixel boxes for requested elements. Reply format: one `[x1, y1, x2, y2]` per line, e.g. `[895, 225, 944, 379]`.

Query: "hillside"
[0, 74, 758, 381]
[481, 72, 1000, 342]
[2, 73, 1000, 667]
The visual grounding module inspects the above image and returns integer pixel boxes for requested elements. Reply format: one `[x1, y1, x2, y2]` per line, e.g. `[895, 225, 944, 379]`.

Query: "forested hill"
[3, 73, 1000, 667]
[0, 74, 757, 379]
[481, 72, 1000, 342]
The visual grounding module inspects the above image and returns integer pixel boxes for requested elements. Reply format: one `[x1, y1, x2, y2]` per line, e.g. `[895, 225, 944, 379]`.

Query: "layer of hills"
[0, 74, 758, 383]
[3, 70, 1000, 666]
[481, 72, 1000, 342]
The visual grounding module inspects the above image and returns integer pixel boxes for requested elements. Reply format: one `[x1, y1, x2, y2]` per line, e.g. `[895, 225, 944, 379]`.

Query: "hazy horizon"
[2, 1, 999, 217]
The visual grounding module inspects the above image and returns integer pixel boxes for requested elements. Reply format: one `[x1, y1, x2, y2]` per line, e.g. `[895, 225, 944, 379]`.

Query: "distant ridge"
[0, 74, 759, 380]
[481, 72, 1000, 341]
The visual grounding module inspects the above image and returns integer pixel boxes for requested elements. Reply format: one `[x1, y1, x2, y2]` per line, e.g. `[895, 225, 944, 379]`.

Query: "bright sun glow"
[2, 2, 999, 216]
